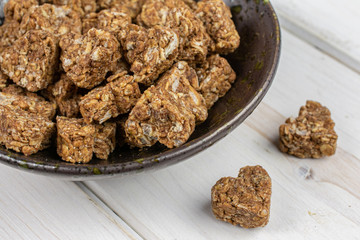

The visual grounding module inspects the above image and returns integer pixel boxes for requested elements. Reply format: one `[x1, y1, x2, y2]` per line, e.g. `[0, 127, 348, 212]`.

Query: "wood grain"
[0, 166, 141, 240]
[84, 29, 360, 239]
[271, 0, 360, 73]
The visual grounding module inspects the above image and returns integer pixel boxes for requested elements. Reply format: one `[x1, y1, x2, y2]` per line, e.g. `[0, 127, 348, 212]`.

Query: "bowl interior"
[0, 0, 280, 179]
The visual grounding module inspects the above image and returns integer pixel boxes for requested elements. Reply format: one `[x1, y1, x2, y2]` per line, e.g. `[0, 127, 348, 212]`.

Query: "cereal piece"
[4, 0, 38, 23]
[108, 74, 141, 114]
[137, 0, 212, 63]
[211, 165, 272, 228]
[195, 54, 236, 109]
[0, 105, 55, 156]
[0, 30, 59, 92]
[60, 28, 121, 89]
[82, 7, 131, 35]
[0, 84, 57, 119]
[80, 74, 140, 123]
[20, 4, 82, 38]
[279, 101, 338, 158]
[195, 0, 240, 54]
[97, 8, 131, 35]
[97, 0, 144, 19]
[52, 74, 81, 117]
[80, 85, 119, 124]
[0, 20, 20, 52]
[94, 122, 116, 160]
[53, 0, 97, 16]
[119, 24, 179, 86]
[125, 86, 196, 148]
[157, 61, 208, 122]
[125, 62, 206, 148]
[56, 116, 96, 163]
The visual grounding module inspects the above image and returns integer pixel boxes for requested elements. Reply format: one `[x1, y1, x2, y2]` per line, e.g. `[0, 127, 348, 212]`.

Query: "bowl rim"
[0, 1, 281, 180]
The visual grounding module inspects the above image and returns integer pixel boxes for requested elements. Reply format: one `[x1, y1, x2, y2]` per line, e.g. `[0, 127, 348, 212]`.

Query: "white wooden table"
[1, 1, 360, 239]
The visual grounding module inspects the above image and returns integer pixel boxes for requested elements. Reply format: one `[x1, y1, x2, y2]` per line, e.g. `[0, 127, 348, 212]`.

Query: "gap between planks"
[75, 182, 144, 240]
[274, 9, 360, 75]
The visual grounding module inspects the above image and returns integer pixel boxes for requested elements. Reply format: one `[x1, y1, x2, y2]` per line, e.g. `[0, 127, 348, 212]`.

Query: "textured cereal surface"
[137, 0, 212, 63]
[97, 0, 144, 19]
[56, 116, 95, 163]
[53, 0, 97, 17]
[157, 61, 208, 122]
[108, 74, 141, 114]
[196, 0, 240, 54]
[80, 85, 119, 124]
[79, 74, 140, 124]
[0, 30, 58, 92]
[0, 84, 56, 119]
[119, 24, 179, 86]
[4, 0, 38, 23]
[0, 20, 20, 56]
[125, 62, 206, 148]
[125, 85, 196, 148]
[0, 105, 55, 156]
[59, 28, 121, 89]
[195, 54, 236, 109]
[94, 122, 116, 160]
[279, 100, 338, 158]
[20, 4, 82, 38]
[211, 165, 272, 228]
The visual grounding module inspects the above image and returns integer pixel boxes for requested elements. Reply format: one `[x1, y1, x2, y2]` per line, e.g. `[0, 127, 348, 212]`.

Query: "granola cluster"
[52, 0, 97, 17]
[195, 54, 236, 109]
[82, 7, 131, 34]
[279, 101, 338, 158]
[0, 105, 55, 156]
[79, 74, 141, 124]
[0, 84, 57, 119]
[4, 0, 38, 24]
[119, 24, 179, 85]
[19, 4, 82, 38]
[59, 28, 121, 89]
[56, 117, 116, 163]
[97, 0, 144, 19]
[195, 0, 240, 54]
[0, 20, 20, 53]
[0, 0, 239, 163]
[211, 166, 272, 228]
[137, 0, 212, 63]
[0, 30, 59, 92]
[125, 61, 207, 148]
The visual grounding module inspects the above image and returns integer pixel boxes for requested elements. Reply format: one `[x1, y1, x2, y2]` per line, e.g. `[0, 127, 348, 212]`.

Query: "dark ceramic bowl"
[0, 0, 280, 180]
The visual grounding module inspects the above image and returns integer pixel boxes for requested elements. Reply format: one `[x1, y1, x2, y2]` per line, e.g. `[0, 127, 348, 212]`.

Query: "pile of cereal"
[0, 0, 240, 163]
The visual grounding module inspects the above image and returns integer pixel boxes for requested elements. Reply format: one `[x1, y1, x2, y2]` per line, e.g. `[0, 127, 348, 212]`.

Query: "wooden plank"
[0, 165, 142, 240]
[85, 29, 360, 239]
[271, 0, 360, 73]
